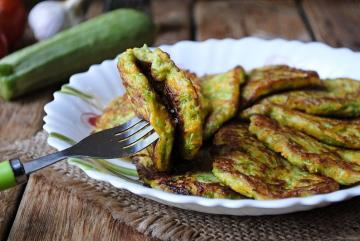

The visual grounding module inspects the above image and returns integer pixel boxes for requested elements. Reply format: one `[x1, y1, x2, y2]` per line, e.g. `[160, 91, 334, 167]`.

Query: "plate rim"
[43, 37, 360, 214]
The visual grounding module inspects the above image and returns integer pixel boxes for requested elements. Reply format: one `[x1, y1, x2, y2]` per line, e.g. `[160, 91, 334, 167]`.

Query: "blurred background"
[3, 0, 360, 59]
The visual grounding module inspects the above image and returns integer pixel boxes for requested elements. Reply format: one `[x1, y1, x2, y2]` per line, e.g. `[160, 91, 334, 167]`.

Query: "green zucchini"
[0, 9, 155, 100]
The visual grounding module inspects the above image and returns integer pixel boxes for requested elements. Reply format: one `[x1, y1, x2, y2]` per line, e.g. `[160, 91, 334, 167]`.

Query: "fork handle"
[0, 159, 27, 191]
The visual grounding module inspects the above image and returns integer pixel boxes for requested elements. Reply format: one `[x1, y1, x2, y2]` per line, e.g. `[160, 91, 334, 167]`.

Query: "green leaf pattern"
[59, 85, 103, 111]
[51, 85, 138, 178]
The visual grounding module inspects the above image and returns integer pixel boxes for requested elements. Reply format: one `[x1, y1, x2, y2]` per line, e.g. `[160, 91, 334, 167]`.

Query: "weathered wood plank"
[8, 174, 155, 241]
[151, 0, 192, 46]
[194, 0, 310, 41]
[0, 90, 52, 241]
[0, 186, 24, 240]
[302, 0, 360, 50]
[0, 92, 52, 145]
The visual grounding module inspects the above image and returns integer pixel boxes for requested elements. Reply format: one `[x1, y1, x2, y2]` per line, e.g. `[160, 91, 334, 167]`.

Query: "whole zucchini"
[0, 9, 155, 100]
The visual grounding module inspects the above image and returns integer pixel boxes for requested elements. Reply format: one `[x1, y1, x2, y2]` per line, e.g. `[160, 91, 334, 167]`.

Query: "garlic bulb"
[28, 0, 83, 41]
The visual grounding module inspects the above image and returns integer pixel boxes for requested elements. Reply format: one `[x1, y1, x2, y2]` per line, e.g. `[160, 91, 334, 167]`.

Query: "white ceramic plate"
[43, 37, 360, 215]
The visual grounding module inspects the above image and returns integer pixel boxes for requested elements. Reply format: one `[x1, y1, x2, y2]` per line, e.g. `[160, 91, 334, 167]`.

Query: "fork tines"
[111, 117, 159, 156]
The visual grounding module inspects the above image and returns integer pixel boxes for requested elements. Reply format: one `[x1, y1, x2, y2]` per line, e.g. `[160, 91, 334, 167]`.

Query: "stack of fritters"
[95, 46, 360, 200]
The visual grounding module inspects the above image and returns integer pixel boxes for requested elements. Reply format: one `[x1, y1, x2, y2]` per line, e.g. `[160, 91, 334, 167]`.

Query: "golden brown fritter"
[240, 65, 322, 107]
[183, 70, 211, 123]
[95, 95, 135, 132]
[257, 78, 360, 117]
[212, 123, 338, 199]
[147, 172, 242, 199]
[325, 78, 360, 95]
[201, 66, 245, 139]
[132, 45, 203, 160]
[242, 104, 360, 149]
[249, 115, 360, 185]
[133, 142, 242, 199]
[118, 49, 175, 172]
[95, 95, 160, 171]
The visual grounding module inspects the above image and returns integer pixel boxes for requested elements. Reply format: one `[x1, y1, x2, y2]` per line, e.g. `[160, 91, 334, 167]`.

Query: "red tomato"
[0, 0, 26, 46]
[0, 31, 7, 57]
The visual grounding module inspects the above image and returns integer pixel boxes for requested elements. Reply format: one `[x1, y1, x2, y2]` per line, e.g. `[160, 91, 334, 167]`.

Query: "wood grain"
[194, 0, 310, 41]
[151, 0, 192, 46]
[0, 186, 24, 240]
[302, 0, 360, 50]
[0, 92, 52, 145]
[8, 174, 156, 241]
[0, 90, 52, 240]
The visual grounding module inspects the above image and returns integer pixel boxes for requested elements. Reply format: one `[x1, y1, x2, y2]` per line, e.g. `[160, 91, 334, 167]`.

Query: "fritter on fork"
[131, 45, 203, 160]
[118, 50, 175, 171]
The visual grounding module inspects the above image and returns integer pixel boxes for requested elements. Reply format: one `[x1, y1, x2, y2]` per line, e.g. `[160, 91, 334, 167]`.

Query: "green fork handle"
[0, 159, 27, 191]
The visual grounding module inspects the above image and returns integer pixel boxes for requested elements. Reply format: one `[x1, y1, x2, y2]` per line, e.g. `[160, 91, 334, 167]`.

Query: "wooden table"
[1, 0, 360, 240]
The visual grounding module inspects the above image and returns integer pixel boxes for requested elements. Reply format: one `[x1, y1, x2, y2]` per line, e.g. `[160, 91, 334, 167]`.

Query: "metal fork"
[0, 117, 158, 191]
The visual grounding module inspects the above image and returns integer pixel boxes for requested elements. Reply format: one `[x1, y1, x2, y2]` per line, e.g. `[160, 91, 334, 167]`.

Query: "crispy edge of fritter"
[118, 49, 175, 172]
[201, 66, 245, 139]
[249, 115, 360, 185]
[241, 103, 360, 149]
[133, 46, 203, 160]
[255, 77, 360, 117]
[132, 142, 242, 199]
[240, 65, 322, 106]
[212, 122, 338, 199]
[147, 171, 242, 199]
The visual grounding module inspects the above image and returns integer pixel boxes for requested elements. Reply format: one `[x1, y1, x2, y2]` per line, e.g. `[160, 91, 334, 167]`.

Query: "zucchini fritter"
[148, 172, 242, 199]
[132, 45, 203, 160]
[241, 65, 322, 106]
[212, 123, 338, 199]
[133, 142, 242, 199]
[258, 78, 360, 117]
[118, 49, 175, 171]
[183, 70, 211, 123]
[95, 95, 240, 200]
[201, 66, 245, 139]
[95, 95, 161, 172]
[242, 104, 360, 149]
[325, 77, 360, 95]
[249, 115, 360, 185]
[95, 95, 135, 132]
